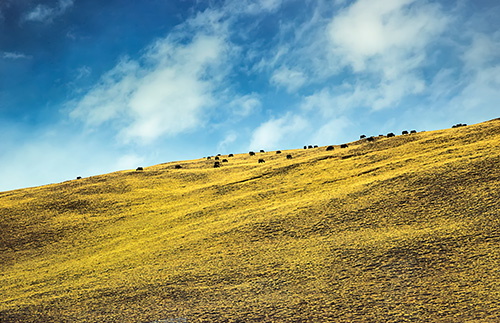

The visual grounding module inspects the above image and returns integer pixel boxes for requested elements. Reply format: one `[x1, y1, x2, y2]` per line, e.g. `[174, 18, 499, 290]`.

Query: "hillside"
[1, 119, 499, 322]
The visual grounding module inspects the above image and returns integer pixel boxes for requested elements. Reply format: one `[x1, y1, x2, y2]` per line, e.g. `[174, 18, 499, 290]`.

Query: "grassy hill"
[1, 119, 499, 322]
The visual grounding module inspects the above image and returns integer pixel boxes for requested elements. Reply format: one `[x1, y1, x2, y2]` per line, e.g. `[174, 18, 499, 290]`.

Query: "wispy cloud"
[328, 0, 446, 72]
[22, 0, 74, 23]
[325, 0, 448, 108]
[229, 94, 262, 118]
[2, 52, 32, 59]
[225, 0, 283, 15]
[217, 132, 238, 152]
[249, 113, 309, 150]
[75, 66, 92, 80]
[271, 66, 307, 93]
[247, 0, 460, 149]
[70, 10, 234, 144]
[446, 30, 500, 122]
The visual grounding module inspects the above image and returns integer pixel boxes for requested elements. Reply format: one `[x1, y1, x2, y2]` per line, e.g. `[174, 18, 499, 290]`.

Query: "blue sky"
[0, 0, 499, 192]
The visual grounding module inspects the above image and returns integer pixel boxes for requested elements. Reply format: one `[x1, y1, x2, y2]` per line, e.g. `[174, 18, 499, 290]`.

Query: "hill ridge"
[1, 118, 499, 322]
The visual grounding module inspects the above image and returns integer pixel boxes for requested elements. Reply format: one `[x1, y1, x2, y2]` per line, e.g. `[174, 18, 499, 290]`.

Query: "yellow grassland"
[1, 119, 499, 322]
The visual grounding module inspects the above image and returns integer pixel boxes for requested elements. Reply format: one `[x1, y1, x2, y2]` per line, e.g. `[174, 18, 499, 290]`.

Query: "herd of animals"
[134, 126, 453, 171]
[196, 130, 419, 169]
[76, 123, 468, 178]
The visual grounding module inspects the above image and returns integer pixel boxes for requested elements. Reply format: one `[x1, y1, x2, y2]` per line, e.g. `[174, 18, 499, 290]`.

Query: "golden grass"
[1, 119, 499, 322]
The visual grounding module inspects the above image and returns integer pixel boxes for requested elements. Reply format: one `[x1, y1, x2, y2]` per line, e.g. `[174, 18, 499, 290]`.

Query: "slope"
[1, 119, 499, 322]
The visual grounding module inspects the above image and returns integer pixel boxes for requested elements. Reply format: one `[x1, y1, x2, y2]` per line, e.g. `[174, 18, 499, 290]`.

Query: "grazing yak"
[174, 165, 182, 169]
[402, 130, 409, 135]
[340, 144, 348, 148]
[286, 154, 293, 159]
[452, 123, 467, 128]
[260, 149, 265, 153]
[249, 151, 256, 156]
[76, 176, 82, 180]
[410, 130, 417, 134]
[215, 156, 220, 160]
[367, 136, 375, 142]
[326, 146, 334, 151]
[222, 159, 228, 163]
[308, 145, 313, 149]
[360, 135, 366, 139]
[228, 154, 234, 157]
[258, 159, 265, 163]
[276, 150, 282, 154]
[214, 161, 221, 168]
[136, 167, 143, 171]
[304, 146, 307, 149]
[207, 156, 212, 160]
[314, 145, 318, 148]
[387, 132, 395, 137]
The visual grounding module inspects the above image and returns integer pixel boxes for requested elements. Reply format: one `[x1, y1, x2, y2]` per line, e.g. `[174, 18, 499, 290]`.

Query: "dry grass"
[1, 119, 499, 322]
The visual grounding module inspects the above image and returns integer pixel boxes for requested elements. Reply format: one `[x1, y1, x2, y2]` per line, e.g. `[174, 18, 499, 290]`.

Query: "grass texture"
[1, 119, 499, 322]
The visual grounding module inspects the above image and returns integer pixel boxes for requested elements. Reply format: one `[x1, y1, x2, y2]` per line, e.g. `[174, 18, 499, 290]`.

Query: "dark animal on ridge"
[276, 150, 282, 154]
[308, 145, 313, 149]
[214, 162, 220, 168]
[136, 167, 143, 171]
[367, 136, 375, 142]
[215, 156, 220, 160]
[387, 133, 395, 137]
[286, 154, 293, 159]
[304, 146, 307, 149]
[326, 146, 334, 151]
[260, 149, 265, 153]
[249, 151, 256, 156]
[222, 159, 228, 163]
[410, 130, 417, 134]
[258, 159, 265, 163]
[360, 135, 366, 139]
[340, 144, 348, 148]
[314, 145, 318, 148]
[207, 156, 211, 160]
[402, 130, 409, 135]
[228, 154, 234, 157]
[76, 176, 82, 180]
[174, 165, 182, 169]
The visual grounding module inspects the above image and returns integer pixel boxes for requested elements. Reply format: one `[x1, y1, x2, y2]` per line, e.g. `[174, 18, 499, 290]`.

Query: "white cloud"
[249, 113, 309, 150]
[448, 64, 500, 123]
[22, 0, 74, 23]
[71, 18, 232, 144]
[327, 0, 448, 75]
[301, 88, 338, 116]
[462, 32, 500, 72]
[300, 76, 425, 117]
[229, 94, 262, 117]
[59, 0, 74, 11]
[421, 29, 500, 126]
[294, 0, 447, 113]
[226, 0, 283, 15]
[70, 59, 139, 126]
[310, 116, 352, 146]
[217, 133, 238, 152]
[75, 66, 92, 80]
[271, 66, 307, 92]
[2, 52, 31, 59]
[23, 4, 53, 22]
